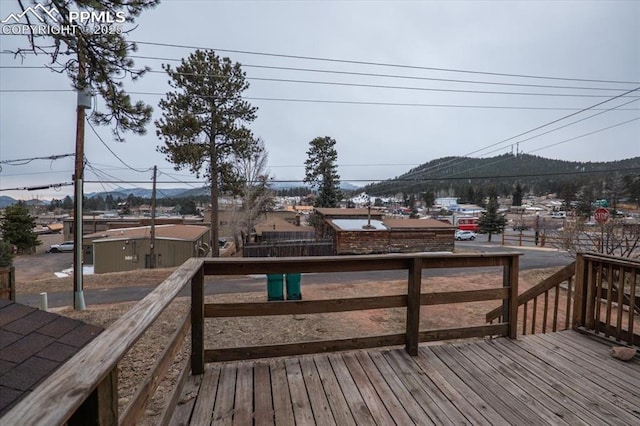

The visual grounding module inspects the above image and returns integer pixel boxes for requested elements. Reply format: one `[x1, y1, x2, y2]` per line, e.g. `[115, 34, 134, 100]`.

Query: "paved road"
[16, 240, 573, 308]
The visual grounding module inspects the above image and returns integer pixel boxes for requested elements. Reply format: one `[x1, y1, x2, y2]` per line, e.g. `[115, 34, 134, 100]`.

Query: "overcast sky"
[1, 0, 639, 200]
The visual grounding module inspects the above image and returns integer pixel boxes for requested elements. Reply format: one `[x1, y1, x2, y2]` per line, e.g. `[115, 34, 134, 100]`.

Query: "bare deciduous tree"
[552, 219, 640, 259]
[228, 139, 274, 249]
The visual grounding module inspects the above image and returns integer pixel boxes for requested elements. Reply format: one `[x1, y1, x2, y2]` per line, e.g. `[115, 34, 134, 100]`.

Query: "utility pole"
[149, 165, 157, 268]
[73, 44, 90, 310]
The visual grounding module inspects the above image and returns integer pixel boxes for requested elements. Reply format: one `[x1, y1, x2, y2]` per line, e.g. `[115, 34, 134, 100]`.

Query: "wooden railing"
[487, 262, 575, 335]
[573, 252, 639, 347]
[487, 252, 640, 349]
[192, 252, 520, 370]
[2, 258, 202, 426]
[4, 252, 520, 425]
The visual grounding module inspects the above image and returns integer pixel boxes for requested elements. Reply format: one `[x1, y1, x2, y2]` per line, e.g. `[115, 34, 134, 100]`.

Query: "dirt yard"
[52, 266, 565, 425]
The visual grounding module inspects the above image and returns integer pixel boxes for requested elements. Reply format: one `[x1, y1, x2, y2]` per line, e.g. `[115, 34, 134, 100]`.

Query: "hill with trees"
[363, 154, 640, 204]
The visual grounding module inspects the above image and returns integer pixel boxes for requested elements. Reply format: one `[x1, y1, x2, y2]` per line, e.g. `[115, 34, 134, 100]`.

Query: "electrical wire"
[393, 87, 640, 182]
[85, 119, 152, 173]
[4, 88, 639, 112]
[0, 153, 74, 165]
[131, 40, 640, 85]
[3, 62, 635, 92]
[369, 116, 640, 194]
[139, 70, 640, 98]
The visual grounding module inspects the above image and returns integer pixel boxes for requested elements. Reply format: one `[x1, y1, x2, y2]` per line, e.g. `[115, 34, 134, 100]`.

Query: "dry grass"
[17, 268, 176, 295]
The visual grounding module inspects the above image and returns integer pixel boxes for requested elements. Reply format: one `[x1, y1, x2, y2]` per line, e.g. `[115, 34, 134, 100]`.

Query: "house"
[314, 208, 455, 255]
[83, 224, 210, 273]
[252, 215, 314, 243]
[0, 300, 102, 416]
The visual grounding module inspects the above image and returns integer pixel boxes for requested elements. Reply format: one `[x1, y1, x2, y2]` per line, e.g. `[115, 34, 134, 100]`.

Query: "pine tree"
[304, 136, 342, 208]
[477, 192, 507, 242]
[512, 183, 523, 206]
[0, 202, 41, 254]
[8, 0, 156, 140]
[156, 49, 259, 256]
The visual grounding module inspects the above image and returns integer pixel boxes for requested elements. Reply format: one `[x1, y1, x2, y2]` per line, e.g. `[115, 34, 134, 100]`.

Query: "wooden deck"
[169, 330, 640, 425]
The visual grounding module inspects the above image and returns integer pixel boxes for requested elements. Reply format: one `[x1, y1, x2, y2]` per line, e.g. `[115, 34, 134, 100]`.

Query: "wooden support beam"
[191, 263, 205, 375]
[68, 368, 118, 425]
[507, 255, 519, 339]
[405, 258, 422, 356]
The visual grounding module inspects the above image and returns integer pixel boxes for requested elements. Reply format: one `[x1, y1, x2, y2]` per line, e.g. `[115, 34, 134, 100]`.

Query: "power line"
[85, 120, 152, 173]
[0, 153, 74, 165]
[4, 62, 634, 93]
[0, 182, 73, 192]
[395, 86, 640, 181]
[7, 163, 638, 194]
[445, 116, 640, 180]
[374, 115, 640, 194]
[131, 40, 640, 85]
[73, 166, 639, 184]
[458, 97, 640, 160]
[4, 88, 640, 111]
[143, 70, 640, 98]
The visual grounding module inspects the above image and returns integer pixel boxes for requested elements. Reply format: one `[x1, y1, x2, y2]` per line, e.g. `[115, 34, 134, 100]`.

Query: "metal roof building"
[84, 224, 210, 274]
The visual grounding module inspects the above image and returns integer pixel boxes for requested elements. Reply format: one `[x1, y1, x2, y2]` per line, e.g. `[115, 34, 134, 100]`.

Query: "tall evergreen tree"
[0, 202, 41, 254]
[304, 136, 342, 208]
[512, 182, 524, 206]
[156, 49, 258, 256]
[477, 191, 507, 242]
[7, 0, 156, 140]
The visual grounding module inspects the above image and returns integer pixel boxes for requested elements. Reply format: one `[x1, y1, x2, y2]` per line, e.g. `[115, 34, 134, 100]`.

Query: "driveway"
[12, 252, 73, 282]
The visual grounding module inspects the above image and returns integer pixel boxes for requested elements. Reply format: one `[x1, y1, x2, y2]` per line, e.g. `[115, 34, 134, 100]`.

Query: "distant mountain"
[0, 196, 17, 208]
[364, 154, 640, 196]
[86, 187, 192, 199]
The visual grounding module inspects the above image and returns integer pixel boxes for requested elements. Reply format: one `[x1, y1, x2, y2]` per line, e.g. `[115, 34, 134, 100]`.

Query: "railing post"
[191, 262, 205, 375]
[503, 255, 519, 339]
[68, 368, 118, 425]
[572, 253, 587, 329]
[405, 257, 422, 356]
[10, 265, 16, 301]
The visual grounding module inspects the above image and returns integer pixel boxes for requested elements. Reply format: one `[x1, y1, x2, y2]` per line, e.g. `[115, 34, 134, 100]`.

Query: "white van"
[552, 211, 566, 219]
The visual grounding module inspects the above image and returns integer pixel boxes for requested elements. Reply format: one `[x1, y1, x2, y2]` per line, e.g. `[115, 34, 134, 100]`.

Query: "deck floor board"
[176, 330, 640, 425]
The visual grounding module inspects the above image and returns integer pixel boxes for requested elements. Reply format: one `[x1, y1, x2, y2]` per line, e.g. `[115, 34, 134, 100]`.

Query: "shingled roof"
[0, 300, 102, 416]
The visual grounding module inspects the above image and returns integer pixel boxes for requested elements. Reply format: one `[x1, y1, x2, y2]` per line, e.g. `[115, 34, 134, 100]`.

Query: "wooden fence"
[243, 240, 333, 257]
[0, 266, 15, 301]
[194, 253, 520, 367]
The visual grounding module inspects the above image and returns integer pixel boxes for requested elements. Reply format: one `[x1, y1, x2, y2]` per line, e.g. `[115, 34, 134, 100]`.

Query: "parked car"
[47, 241, 74, 253]
[455, 230, 476, 241]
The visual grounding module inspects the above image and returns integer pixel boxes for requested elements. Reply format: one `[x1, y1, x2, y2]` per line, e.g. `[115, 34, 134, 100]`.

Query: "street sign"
[594, 207, 610, 224]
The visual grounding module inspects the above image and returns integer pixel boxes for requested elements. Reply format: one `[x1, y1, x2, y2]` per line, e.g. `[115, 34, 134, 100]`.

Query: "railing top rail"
[580, 252, 640, 268]
[203, 252, 522, 275]
[3, 257, 204, 426]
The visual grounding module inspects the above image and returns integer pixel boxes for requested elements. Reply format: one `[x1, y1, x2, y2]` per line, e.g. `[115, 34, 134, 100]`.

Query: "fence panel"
[243, 240, 333, 257]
